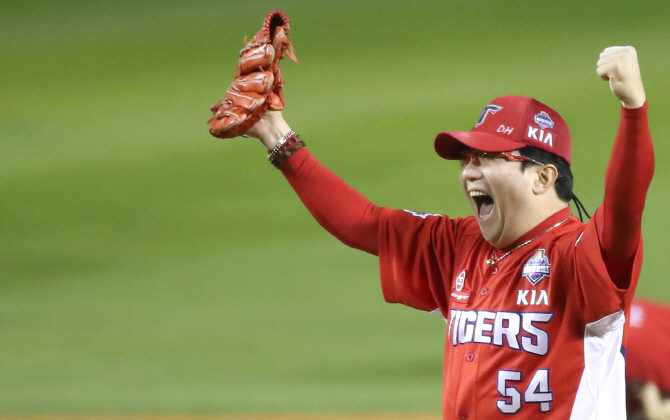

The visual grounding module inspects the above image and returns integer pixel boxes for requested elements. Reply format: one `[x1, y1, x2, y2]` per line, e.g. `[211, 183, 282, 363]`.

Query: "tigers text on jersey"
[379, 206, 642, 420]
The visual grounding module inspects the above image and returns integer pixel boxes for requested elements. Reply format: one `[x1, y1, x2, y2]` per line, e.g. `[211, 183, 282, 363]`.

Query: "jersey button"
[459, 412, 468, 419]
[466, 353, 475, 362]
[481, 288, 489, 296]
[491, 267, 499, 274]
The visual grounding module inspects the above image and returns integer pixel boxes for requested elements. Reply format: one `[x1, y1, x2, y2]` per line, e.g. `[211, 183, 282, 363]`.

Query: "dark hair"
[517, 146, 573, 203]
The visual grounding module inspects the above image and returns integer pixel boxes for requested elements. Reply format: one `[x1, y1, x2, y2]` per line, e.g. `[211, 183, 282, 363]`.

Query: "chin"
[477, 218, 505, 248]
[477, 222, 497, 245]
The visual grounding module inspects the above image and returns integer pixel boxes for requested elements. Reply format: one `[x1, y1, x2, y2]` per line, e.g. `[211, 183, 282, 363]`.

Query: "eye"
[476, 152, 496, 165]
[459, 152, 476, 167]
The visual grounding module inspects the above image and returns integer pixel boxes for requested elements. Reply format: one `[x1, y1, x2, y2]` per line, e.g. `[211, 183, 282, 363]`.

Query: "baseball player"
[626, 298, 670, 420]
[242, 46, 654, 419]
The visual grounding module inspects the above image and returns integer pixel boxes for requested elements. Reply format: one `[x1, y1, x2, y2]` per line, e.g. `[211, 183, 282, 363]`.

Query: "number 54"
[497, 369, 553, 414]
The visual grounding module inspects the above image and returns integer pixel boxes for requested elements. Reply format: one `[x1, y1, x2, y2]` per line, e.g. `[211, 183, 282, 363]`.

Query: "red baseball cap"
[434, 95, 572, 165]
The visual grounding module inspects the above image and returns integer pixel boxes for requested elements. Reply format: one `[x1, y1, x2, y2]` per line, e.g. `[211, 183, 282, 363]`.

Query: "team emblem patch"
[534, 111, 554, 129]
[522, 249, 551, 285]
[475, 105, 503, 127]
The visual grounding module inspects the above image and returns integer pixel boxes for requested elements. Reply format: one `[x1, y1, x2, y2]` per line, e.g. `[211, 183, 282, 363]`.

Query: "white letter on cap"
[543, 132, 553, 146]
[497, 125, 514, 135]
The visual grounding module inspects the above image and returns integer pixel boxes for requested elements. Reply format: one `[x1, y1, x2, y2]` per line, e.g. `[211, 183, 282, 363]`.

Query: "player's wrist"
[621, 94, 646, 109]
[260, 125, 292, 150]
[251, 112, 292, 150]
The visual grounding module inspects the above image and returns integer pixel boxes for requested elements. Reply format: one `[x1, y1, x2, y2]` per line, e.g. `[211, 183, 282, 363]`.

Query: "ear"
[532, 165, 559, 195]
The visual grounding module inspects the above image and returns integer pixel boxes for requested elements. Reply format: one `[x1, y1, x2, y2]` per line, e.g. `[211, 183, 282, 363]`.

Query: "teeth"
[469, 191, 488, 197]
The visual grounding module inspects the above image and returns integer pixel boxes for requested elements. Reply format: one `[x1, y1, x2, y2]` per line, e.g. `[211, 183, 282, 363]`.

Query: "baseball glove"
[208, 10, 298, 139]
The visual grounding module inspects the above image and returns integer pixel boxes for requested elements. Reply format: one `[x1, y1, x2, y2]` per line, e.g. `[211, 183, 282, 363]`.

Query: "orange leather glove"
[208, 10, 299, 139]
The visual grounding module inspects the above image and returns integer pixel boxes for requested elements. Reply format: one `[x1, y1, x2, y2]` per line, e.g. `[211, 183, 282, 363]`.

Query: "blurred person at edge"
[627, 298, 670, 420]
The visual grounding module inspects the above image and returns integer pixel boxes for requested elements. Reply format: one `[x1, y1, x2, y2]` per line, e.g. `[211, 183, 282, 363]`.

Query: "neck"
[493, 200, 569, 249]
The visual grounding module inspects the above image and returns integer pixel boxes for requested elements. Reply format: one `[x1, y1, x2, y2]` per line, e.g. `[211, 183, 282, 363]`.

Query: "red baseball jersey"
[379, 206, 642, 419]
[627, 299, 670, 394]
[280, 103, 652, 419]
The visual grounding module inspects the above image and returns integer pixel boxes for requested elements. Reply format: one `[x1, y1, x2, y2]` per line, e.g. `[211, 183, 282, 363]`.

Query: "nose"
[461, 161, 483, 181]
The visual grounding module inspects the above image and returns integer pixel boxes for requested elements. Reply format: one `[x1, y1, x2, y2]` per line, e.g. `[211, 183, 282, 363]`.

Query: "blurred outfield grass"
[1, 0, 670, 415]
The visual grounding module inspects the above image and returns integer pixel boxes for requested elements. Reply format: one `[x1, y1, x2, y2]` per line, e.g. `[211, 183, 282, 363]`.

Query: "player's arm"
[246, 111, 382, 255]
[595, 46, 654, 288]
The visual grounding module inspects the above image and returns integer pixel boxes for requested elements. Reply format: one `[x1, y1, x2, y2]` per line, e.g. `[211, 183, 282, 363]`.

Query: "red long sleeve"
[600, 103, 654, 288]
[280, 148, 381, 255]
[278, 103, 654, 282]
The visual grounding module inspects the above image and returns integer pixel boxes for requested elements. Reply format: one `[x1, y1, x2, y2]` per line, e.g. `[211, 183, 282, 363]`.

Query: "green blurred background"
[2, 0, 669, 415]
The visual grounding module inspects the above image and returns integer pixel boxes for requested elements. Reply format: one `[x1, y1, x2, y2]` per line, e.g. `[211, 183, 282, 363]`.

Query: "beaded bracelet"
[268, 134, 306, 169]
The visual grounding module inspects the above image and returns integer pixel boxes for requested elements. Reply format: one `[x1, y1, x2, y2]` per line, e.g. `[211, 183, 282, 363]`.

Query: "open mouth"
[470, 191, 494, 217]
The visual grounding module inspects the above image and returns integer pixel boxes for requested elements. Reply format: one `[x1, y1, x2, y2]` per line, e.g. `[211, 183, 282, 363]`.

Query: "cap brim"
[434, 131, 529, 160]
